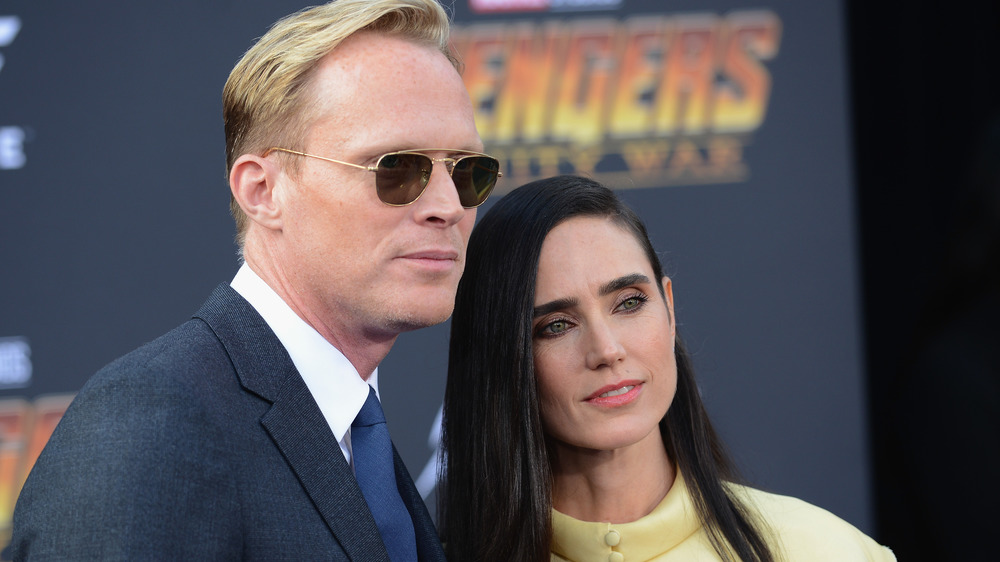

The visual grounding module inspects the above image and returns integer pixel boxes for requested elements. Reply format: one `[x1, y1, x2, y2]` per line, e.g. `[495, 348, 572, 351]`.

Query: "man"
[10, 1, 499, 559]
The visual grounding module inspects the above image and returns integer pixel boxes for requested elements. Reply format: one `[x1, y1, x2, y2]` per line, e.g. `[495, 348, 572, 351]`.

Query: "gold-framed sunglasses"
[264, 147, 502, 208]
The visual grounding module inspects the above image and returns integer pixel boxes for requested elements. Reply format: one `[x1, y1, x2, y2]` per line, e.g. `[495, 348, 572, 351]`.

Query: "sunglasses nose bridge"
[429, 156, 458, 177]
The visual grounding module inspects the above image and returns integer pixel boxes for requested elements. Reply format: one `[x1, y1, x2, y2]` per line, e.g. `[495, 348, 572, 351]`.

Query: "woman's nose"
[584, 321, 626, 370]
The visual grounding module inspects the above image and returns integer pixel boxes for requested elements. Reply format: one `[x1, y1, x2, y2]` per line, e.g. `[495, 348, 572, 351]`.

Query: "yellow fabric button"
[604, 529, 621, 546]
[608, 552, 624, 562]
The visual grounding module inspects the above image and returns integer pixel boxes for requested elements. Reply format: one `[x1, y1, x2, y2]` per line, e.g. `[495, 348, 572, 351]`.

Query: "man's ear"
[230, 153, 283, 231]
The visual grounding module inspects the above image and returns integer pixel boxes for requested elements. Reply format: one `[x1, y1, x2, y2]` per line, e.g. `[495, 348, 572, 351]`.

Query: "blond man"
[11, 1, 499, 559]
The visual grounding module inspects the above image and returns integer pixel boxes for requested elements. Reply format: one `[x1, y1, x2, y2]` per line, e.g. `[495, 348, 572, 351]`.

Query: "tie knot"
[352, 386, 386, 427]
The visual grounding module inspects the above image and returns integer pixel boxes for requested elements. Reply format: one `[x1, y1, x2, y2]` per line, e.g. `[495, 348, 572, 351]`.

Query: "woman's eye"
[536, 318, 573, 338]
[545, 320, 569, 334]
[617, 293, 648, 312]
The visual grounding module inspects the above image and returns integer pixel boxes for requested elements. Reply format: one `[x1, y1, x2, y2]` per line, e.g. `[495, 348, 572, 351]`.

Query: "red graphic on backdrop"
[0, 395, 72, 546]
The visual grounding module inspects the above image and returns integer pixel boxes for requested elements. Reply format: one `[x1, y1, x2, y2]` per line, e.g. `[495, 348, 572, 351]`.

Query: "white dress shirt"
[231, 263, 375, 470]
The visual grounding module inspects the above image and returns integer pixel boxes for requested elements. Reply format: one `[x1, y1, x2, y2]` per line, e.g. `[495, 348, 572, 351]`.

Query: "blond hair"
[223, 0, 458, 248]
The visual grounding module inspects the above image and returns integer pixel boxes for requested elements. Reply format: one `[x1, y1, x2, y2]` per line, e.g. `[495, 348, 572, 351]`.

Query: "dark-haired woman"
[439, 175, 895, 561]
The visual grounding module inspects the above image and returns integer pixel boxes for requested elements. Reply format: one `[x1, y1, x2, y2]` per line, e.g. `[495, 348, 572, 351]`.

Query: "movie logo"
[453, 10, 782, 191]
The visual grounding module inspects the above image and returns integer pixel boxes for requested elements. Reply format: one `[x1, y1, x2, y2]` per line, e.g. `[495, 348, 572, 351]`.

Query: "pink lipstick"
[585, 381, 642, 407]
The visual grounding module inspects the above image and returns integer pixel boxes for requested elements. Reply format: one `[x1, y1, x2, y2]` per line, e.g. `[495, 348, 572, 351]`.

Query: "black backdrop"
[849, 0, 999, 559]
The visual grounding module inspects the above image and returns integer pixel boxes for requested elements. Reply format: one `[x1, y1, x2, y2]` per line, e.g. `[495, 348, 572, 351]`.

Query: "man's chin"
[382, 301, 455, 334]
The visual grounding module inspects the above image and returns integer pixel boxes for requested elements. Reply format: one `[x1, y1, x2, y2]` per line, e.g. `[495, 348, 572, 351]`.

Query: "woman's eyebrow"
[532, 273, 651, 318]
[599, 273, 651, 296]
[533, 297, 577, 318]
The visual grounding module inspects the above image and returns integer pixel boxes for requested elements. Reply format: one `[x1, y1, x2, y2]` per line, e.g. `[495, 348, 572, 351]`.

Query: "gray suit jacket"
[11, 284, 445, 561]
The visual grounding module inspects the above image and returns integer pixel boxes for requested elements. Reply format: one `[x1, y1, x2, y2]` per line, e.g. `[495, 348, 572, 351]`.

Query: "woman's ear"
[661, 276, 675, 335]
[230, 153, 283, 231]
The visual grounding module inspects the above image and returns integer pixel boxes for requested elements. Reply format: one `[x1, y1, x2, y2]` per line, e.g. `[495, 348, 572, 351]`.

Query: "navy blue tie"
[351, 387, 418, 561]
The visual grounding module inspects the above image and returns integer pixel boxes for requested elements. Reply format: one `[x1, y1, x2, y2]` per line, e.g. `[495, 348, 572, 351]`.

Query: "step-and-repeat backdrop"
[0, 0, 867, 544]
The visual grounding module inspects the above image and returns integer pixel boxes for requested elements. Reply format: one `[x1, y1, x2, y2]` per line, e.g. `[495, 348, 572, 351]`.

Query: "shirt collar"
[230, 263, 376, 444]
[551, 470, 701, 561]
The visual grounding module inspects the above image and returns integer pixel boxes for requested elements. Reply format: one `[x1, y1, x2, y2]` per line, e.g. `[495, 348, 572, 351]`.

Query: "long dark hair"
[439, 175, 775, 561]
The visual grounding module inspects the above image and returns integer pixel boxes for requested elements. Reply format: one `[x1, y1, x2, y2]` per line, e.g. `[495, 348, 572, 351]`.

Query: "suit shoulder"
[94, 317, 231, 386]
[45, 317, 246, 455]
[11, 318, 250, 559]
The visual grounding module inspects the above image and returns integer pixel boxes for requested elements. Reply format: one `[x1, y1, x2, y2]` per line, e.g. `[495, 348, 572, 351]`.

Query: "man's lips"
[396, 249, 460, 273]
[397, 249, 459, 261]
[585, 380, 643, 407]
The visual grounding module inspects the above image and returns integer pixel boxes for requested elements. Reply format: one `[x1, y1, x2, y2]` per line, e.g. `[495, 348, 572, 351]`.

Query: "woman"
[439, 175, 894, 561]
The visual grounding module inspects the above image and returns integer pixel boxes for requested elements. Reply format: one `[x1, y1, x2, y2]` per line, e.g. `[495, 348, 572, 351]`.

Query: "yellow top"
[551, 471, 896, 562]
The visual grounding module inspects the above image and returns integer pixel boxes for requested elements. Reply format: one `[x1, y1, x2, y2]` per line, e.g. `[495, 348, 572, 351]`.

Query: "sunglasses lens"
[374, 152, 500, 207]
[375, 153, 432, 205]
[452, 156, 500, 208]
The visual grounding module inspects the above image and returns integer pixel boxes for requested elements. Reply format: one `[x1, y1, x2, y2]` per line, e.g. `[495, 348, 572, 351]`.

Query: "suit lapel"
[394, 448, 446, 561]
[262, 378, 389, 562]
[195, 284, 391, 562]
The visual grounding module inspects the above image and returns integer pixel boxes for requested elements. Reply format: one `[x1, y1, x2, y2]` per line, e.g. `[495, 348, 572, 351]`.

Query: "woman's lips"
[585, 381, 643, 407]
